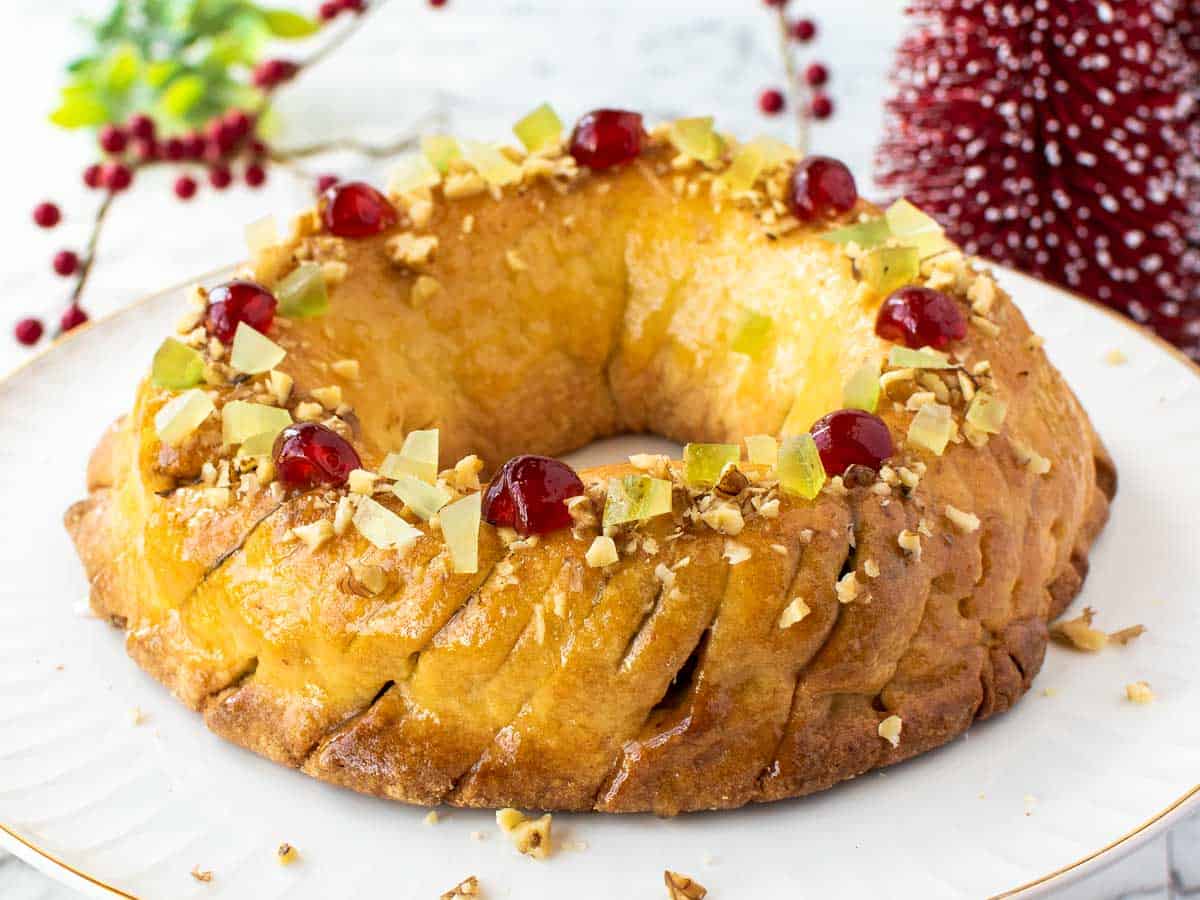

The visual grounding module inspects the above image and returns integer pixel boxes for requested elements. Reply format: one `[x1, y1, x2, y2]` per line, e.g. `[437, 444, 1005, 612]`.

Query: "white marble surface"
[0, 1, 1194, 896]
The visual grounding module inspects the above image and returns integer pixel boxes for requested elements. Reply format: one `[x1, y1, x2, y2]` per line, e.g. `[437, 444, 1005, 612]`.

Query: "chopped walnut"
[449, 455, 484, 492]
[664, 870, 707, 900]
[267, 369, 294, 405]
[190, 866, 213, 883]
[407, 197, 434, 229]
[386, 232, 439, 270]
[723, 540, 751, 566]
[778, 596, 811, 629]
[1051, 607, 1108, 651]
[505, 249, 528, 272]
[714, 463, 749, 497]
[330, 358, 360, 380]
[411, 274, 442, 305]
[311, 385, 343, 410]
[943, 505, 980, 533]
[836, 571, 860, 604]
[586, 535, 618, 568]
[496, 809, 552, 859]
[444, 170, 487, 199]
[347, 469, 378, 495]
[1104, 348, 1129, 366]
[440, 876, 480, 899]
[321, 260, 349, 287]
[293, 519, 334, 551]
[424, 809, 441, 826]
[294, 401, 324, 422]
[863, 558, 880, 579]
[347, 559, 387, 596]
[700, 502, 744, 536]
[897, 529, 922, 559]
[878, 714, 903, 748]
[275, 843, 299, 865]
[1109, 625, 1147, 645]
[333, 494, 357, 535]
[1125, 681, 1155, 705]
[1011, 438, 1052, 475]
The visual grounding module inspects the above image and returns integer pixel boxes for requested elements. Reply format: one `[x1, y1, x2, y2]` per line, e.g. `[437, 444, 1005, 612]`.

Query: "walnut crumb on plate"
[664, 870, 707, 899]
[190, 866, 213, 883]
[1126, 681, 1155, 704]
[441, 875, 480, 898]
[496, 808, 553, 859]
[276, 843, 299, 865]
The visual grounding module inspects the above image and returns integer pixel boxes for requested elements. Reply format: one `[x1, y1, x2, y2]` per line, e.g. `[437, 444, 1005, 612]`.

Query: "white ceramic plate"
[1, 267, 1197, 900]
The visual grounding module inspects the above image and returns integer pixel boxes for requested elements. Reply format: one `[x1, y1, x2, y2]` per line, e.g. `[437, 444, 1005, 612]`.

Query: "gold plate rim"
[1, 263, 1196, 899]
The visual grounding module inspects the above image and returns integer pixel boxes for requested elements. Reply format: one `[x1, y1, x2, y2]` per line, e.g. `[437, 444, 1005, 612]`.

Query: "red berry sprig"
[761, 8, 835, 152]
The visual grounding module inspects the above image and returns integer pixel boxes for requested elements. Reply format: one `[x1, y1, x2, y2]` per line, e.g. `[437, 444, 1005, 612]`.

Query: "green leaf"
[260, 8, 320, 38]
[158, 73, 207, 118]
[101, 43, 141, 94]
[49, 84, 109, 129]
[145, 60, 181, 88]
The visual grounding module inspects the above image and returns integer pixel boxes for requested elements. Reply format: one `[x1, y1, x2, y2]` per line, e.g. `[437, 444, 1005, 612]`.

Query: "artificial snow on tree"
[877, 0, 1200, 358]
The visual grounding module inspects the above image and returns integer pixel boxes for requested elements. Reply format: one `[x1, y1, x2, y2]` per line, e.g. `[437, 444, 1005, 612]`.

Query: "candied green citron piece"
[237, 429, 279, 458]
[683, 443, 741, 487]
[820, 217, 891, 250]
[719, 142, 765, 192]
[421, 134, 462, 174]
[461, 139, 523, 187]
[276, 263, 329, 319]
[966, 391, 1008, 434]
[389, 153, 442, 194]
[744, 434, 778, 466]
[778, 434, 826, 500]
[230, 322, 286, 375]
[858, 245, 920, 296]
[154, 389, 215, 446]
[731, 310, 773, 357]
[513, 103, 563, 153]
[380, 428, 439, 484]
[843, 360, 882, 412]
[222, 400, 292, 447]
[887, 346, 953, 370]
[440, 491, 482, 574]
[392, 474, 452, 521]
[668, 116, 724, 163]
[151, 337, 205, 390]
[886, 198, 953, 259]
[603, 475, 674, 527]
[908, 401, 953, 455]
[353, 497, 423, 550]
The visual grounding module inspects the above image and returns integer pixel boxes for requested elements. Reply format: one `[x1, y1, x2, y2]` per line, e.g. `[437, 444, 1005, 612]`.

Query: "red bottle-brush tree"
[877, 0, 1200, 359]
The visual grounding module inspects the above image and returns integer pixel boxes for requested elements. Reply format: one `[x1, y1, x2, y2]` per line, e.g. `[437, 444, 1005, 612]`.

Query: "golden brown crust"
[65, 139, 1113, 815]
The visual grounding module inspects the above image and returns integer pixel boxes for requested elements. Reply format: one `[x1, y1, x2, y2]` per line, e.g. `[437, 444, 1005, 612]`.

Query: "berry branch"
[758, 0, 833, 154]
[21, 0, 448, 348]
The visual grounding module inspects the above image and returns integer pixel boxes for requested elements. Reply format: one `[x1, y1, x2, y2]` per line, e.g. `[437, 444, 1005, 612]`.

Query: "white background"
[0, 1, 1194, 896]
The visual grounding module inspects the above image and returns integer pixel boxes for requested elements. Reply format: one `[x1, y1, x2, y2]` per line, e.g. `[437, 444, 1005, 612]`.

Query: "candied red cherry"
[483, 455, 585, 536]
[568, 109, 645, 170]
[321, 181, 399, 238]
[787, 155, 857, 221]
[876, 286, 967, 350]
[273, 423, 362, 489]
[204, 280, 277, 343]
[810, 409, 894, 475]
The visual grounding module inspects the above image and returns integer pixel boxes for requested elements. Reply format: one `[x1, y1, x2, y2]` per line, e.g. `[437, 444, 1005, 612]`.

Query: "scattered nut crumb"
[1023, 794, 1037, 817]
[130, 706, 147, 726]
[778, 596, 811, 629]
[944, 505, 981, 533]
[878, 714, 903, 748]
[331, 358, 360, 380]
[424, 810, 441, 826]
[276, 843, 299, 865]
[496, 808, 553, 859]
[586, 535, 619, 568]
[1051, 607, 1108, 651]
[1125, 681, 1155, 705]
[836, 571, 860, 604]
[191, 866, 213, 883]
[469, 830, 488, 842]
[722, 540, 752, 566]
[664, 870, 707, 899]
[1109, 625, 1147, 646]
[441, 875, 480, 899]
[897, 529, 922, 559]
[411, 274, 443, 305]
[1104, 348, 1128, 366]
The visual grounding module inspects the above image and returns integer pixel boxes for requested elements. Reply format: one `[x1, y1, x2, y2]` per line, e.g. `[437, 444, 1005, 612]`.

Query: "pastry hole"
[651, 629, 708, 713]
